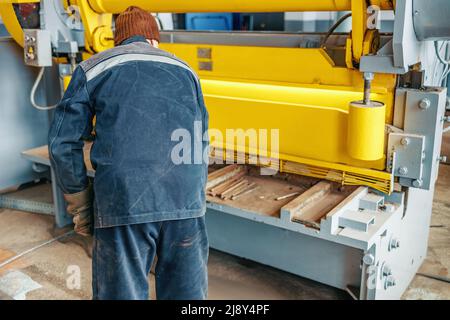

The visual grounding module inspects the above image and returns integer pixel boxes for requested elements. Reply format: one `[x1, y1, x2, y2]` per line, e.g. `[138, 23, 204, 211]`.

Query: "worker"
[48, 6, 209, 300]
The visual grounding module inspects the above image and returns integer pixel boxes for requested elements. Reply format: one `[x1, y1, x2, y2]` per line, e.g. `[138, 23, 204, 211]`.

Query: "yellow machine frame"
[0, 0, 398, 193]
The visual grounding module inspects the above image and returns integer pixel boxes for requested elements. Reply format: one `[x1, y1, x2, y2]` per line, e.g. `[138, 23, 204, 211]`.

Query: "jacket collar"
[120, 35, 148, 46]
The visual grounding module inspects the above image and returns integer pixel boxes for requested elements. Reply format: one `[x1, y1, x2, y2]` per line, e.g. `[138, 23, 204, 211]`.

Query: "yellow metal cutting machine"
[1, 0, 449, 299]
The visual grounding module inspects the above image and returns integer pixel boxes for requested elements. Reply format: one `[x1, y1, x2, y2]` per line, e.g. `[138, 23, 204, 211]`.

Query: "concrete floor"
[0, 166, 449, 300]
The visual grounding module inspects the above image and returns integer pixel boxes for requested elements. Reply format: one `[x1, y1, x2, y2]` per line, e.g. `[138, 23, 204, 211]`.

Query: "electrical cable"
[432, 42, 446, 86]
[321, 13, 352, 48]
[435, 41, 450, 66]
[30, 67, 58, 111]
[0, 230, 75, 269]
[434, 41, 450, 86]
[441, 62, 450, 85]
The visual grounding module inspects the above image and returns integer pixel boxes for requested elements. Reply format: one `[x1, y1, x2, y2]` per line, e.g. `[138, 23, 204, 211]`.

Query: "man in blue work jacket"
[48, 6, 209, 300]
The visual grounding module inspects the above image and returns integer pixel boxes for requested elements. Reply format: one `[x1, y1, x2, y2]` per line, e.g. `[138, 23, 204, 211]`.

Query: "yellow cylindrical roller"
[88, 0, 394, 14]
[347, 100, 386, 161]
[89, 0, 349, 13]
[88, 0, 394, 13]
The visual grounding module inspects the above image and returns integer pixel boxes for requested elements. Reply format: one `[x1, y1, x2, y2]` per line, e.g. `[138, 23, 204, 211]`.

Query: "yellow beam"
[88, 0, 393, 14]
[0, 1, 39, 46]
[351, 0, 368, 65]
[158, 43, 396, 182]
[76, 0, 113, 53]
[159, 43, 396, 120]
[0, 3, 26, 46]
[201, 78, 389, 171]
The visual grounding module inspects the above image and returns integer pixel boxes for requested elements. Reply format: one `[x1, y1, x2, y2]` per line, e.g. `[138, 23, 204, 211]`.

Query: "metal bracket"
[360, 0, 420, 74]
[360, 39, 408, 74]
[360, 194, 385, 211]
[339, 210, 375, 233]
[387, 132, 425, 182]
[39, 0, 83, 54]
[389, 87, 447, 190]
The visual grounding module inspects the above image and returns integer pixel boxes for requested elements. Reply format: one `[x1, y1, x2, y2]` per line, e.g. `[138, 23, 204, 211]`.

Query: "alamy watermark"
[367, 5, 381, 30]
[66, 265, 81, 290]
[170, 121, 280, 175]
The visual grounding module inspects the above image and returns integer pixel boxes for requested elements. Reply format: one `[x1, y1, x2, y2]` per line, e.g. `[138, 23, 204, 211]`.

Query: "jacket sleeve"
[195, 78, 209, 184]
[197, 81, 209, 141]
[48, 66, 94, 194]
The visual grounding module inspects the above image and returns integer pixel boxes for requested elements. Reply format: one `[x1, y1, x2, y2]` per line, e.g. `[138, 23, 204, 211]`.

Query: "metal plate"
[388, 132, 425, 181]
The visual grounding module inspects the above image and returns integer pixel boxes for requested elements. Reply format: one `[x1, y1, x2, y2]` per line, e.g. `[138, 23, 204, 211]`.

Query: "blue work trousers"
[92, 216, 209, 300]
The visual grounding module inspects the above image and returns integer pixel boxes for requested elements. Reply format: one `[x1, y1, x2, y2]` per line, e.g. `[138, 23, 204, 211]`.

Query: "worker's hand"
[63, 186, 94, 237]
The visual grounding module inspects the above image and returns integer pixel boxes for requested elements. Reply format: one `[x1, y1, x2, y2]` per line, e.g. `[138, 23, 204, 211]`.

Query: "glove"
[64, 186, 94, 236]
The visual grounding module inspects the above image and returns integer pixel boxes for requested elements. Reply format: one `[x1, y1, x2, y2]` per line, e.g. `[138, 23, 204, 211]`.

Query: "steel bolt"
[363, 254, 375, 266]
[382, 264, 392, 277]
[389, 238, 400, 251]
[364, 72, 375, 81]
[439, 156, 448, 163]
[385, 276, 397, 289]
[398, 167, 408, 176]
[419, 98, 431, 110]
[400, 138, 410, 146]
[413, 179, 423, 188]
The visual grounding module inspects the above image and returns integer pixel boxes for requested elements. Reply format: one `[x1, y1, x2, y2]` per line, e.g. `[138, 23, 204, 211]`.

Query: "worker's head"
[114, 6, 160, 47]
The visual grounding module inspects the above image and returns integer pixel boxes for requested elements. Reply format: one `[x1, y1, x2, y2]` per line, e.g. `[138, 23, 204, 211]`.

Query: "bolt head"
[363, 254, 375, 266]
[398, 167, 408, 175]
[413, 179, 423, 188]
[364, 72, 375, 81]
[419, 98, 431, 110]
[389, 238, 400, 251]
[400, 138, 410, 146]
[382, 264, 392, 276]
[440, 156, 448, 163]
[385, 275, 397, 289]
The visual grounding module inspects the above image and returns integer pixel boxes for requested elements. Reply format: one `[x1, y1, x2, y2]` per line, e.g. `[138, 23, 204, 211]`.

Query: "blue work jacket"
[48, 36, 209, 228]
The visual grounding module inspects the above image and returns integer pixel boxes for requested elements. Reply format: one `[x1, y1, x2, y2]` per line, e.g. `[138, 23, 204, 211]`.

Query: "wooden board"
[22, 143, 94, 173]
[207, 165, 356, 224]
[207, 174, 308, 217]
[280, 181, 355, 229]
